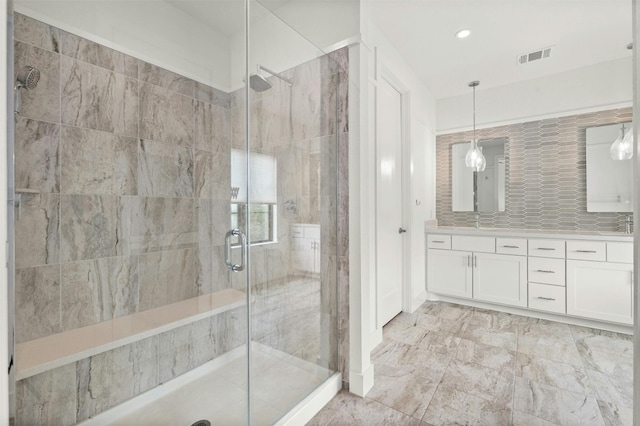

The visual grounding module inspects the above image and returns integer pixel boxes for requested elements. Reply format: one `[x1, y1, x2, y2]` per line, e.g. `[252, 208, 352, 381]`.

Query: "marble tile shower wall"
[436, 107, 632, 231]
[14, 12, 233, 344]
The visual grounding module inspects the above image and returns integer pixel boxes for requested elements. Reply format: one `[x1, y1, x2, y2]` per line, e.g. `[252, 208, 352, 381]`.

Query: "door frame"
[373, 63, 412, 336]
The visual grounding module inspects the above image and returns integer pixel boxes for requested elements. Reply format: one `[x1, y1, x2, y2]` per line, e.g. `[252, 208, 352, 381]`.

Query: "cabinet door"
[473, 253, 527, 307]
[292, 238, 314, 272]
[427, 249, 472, 298]
[567, 260, 633, 325]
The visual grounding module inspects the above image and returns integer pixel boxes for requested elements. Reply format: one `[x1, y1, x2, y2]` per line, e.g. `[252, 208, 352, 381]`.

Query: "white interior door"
[376, 77, 404, 327]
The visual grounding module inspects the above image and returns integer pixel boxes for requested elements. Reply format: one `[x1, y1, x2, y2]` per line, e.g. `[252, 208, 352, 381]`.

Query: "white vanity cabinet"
[566, 241, 633, 325]
[426, 230, 634, 328]
[291, 224, 321, 274]
[427, 235, 527, 307]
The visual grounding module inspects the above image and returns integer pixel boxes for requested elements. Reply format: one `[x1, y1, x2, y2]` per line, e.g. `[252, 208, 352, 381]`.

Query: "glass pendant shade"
[465, 139, 487, 171]
[610, 126, 633, 160]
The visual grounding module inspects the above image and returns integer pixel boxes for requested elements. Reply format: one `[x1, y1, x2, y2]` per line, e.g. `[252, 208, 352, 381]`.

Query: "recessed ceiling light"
[456, 29, 471, 39]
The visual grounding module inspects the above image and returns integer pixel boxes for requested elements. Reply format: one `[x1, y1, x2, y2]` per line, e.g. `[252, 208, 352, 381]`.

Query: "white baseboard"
[348, 364, 374, 397]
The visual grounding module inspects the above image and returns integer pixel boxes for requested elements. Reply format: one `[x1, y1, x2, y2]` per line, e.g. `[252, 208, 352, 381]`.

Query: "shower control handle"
[225, 229, 247, 272]
[398, 227, 407, 234]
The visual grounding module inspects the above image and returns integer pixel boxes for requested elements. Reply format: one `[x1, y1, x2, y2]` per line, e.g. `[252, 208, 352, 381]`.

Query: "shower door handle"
[225, 229, 247, 272]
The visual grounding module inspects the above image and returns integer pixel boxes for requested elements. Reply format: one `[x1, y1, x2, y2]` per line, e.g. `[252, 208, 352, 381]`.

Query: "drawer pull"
[432, 240, 445, 243]
[576, 250, 597, 253]
[536, 296, 556, 301]
[536, 248, 556, 251]
[536, 270, 555, 274]
[502, 245, 519, 248]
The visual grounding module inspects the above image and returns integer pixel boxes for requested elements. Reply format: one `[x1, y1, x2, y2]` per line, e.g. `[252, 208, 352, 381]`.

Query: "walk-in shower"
[8, 0, 348, 424]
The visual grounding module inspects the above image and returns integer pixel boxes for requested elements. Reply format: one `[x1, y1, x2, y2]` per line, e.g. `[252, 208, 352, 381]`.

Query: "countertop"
[425, 225, 633, 242]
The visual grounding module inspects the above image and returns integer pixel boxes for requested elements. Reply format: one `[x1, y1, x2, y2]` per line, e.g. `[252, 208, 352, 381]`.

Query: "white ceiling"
[366, 0, 633, 99]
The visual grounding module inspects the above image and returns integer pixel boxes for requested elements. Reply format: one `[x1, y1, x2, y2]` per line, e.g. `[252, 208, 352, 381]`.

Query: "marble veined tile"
[455, 339, 516, 376]
[60, 30, 137, 77]
[15, 193, 60, 268]
[61, 56, 138, 138]
[139, 82, 194, 146]
[197, 199, 230, 248]
[14, 13, 60, 53]
[367, 361, 444, 419]
[587, 369, 633, 409]
[383, 316, 429, 346]
[597, 400, 633, 426]
[138, 61, 194, 97]
[513, 377, 604, 426]
[419, 302, 474, 322]
[15, 265, 60, 343]
[130, 196, 196, 253]
[76, 337, 159, 421]
[195, 81, 230, 108]
[463, 323, 517, 351]
[194, 149, 230, 200]
[326, 391, 423, 426]
[573, 333, 633, 380]
[195, 100, 230, 153]
[138, 140, 194, 198]
[415, 311, 469, 336]
[196, 245, 230, 295]
[516, 352, 592, 396]
[60, 194, 129, 262]
[468, 308, 522, 332]
[60, 126, 138, 195]
[422, 383, 512, 426]
[15, 117, 60, 193]
[138, 248, 197, 311]
[15, 363, 76, 426]
[14, 41, 60, 123]
[517, 333, 582, 366]
[60, 256, 139, 331]
[439, 359, 514, 406]
[512, 410, 561, 426]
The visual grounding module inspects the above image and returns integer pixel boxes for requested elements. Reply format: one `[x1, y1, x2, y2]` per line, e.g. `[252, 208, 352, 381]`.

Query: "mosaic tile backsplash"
[436, 107, 632, 231]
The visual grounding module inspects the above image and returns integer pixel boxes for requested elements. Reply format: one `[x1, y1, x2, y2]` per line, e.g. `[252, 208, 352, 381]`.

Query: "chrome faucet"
[475, 213, 480, 229]
[625, 215, 633, 234]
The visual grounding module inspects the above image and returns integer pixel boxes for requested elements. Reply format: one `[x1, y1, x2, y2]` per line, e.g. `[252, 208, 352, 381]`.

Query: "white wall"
[14, 0, 233, 91]
[360, 18, 437, 333]
[437, 56, 633, 133]
[260, 0, 359, 51]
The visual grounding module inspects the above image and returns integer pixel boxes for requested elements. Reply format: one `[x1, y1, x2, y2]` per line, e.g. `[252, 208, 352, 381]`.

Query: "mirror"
[452, 138, 507, 212]
[586, 122, 633, 212]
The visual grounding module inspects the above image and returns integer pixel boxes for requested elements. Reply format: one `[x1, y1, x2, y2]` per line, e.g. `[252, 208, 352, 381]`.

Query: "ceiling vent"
[518, 47, 553, 65]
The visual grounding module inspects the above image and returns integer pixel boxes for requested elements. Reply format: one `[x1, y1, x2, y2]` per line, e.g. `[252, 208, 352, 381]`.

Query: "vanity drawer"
[607, 242, 633, 264]
[427, 234, 451, 250]
[452, 235, 495, 253]
[496, 238, 527, 256]
[528, 283, 566, 314]
[528, 239, 565, 258]
[528, 257, 565, 286]
[566, 240, 606, 262]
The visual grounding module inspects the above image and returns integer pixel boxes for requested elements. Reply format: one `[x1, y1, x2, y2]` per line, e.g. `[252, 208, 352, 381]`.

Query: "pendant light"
[465, 81, 486, 171]
[610, 123, 633, 160]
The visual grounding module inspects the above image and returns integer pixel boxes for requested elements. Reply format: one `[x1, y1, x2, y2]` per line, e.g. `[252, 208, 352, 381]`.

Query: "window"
[231, 203, 276, 245]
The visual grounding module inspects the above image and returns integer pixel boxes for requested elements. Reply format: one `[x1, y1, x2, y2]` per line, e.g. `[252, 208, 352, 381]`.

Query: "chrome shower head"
[15, 66, 40, 90]
[14, 65, 41, 117]
[249, 72, 272, 92]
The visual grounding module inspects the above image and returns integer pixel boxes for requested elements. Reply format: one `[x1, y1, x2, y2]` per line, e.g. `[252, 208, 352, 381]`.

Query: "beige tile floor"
[309, 301, 633, 426]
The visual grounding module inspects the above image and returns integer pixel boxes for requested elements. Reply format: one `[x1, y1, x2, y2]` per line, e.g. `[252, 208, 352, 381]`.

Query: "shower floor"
[80, 342, 331, 426]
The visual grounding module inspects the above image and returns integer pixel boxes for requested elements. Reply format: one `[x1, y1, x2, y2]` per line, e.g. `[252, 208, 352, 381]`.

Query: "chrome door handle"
[576, 250, 597, 253]
[502, 245, 519, 249]
[398, 227, 407, 234]
[536, 248, 555, 251]
[225, 229, 247, 272]
[536, 270, 555, 274]
[536, 296, 556, 301]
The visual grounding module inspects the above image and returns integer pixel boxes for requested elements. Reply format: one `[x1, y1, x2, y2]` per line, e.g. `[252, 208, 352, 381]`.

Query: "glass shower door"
[244, 0, 342, 422]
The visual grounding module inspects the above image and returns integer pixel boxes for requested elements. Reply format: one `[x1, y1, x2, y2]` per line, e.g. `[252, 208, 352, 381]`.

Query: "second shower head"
[14, 65, 41, 117]
[15, 66, 40, 91]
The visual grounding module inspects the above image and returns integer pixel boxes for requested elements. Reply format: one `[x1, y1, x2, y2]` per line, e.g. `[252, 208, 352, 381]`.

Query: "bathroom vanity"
[426, 227, 633, 329]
